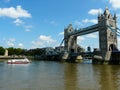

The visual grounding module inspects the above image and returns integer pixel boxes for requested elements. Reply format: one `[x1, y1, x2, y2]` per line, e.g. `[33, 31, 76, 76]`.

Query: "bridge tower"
[98, 7, 117, 51]
[64, 24, 77, 53]
[97, 7, 118, 62]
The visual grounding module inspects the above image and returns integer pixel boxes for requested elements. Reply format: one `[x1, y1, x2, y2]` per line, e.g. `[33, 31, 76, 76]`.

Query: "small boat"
[7, 58, 31, 64]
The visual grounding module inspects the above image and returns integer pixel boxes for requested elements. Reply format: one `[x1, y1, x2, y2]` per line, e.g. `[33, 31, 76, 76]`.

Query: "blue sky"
[0, 0, 120, 50]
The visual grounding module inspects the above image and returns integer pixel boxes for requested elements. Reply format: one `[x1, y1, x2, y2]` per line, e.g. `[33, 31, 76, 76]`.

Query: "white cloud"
[77, 36, 85, 44]
[0, 6, 32, 31]
[109, 0, 120, 9]
[117, 14, 120, 19]
[13, 19, 24, 26]
[59, 32, 64, 36]
[86, 33, 98, 38]
[74, 20, 84, 29]
[39, 35, 56, 43]
[25, 29, 31, 32]
[88, 8, 103, 15]
[4, 0, 10, 2]
[18, 43, 24, 47]
[32, 41, 43, 48]
[5, 38, 25, 48]
[25, 25, 33, 32]
[25, 25, 33, 29]
[116, 14, 120, 28]
[74, 20, 81, 26]
[6, 38, 16, 47]
[82, 19, 97, 24]
[0, 5, 31, 19]
[50, 20, 58, 26]
[32, 35, 57, 48]
[9, 38, 16, 42]
[7, 41, 14, 47]
[118, 37, 120, 49]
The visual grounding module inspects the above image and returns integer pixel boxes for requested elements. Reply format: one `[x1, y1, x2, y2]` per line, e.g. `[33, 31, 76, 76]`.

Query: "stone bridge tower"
[98, 7, 117, 51]
[97, 7, 118, 62]
[64, 24, 77, 53]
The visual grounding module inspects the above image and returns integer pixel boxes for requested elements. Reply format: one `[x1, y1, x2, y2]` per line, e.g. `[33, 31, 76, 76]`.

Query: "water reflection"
[93, 65, 120, 90]
[64, 63, 78, 90]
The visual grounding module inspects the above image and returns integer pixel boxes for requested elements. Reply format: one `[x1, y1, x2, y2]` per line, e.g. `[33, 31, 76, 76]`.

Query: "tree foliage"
[6, 47, 45, 56]
[26, 48, 45, 56]
[7, 47, 26, 55]
[0, 46, 5, 55]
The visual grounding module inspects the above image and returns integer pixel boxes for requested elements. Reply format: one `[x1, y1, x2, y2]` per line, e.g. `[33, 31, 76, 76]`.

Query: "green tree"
[26, 48, 45, 56]
[14, 48, 23, 55]
[0, 46, 5, 55]
[7, 47, 15, 55]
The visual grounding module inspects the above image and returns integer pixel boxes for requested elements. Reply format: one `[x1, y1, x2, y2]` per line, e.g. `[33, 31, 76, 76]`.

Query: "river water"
[0, 60, 120, 90]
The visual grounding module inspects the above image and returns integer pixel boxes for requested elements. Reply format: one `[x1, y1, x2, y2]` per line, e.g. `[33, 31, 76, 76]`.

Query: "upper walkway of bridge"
[68, 24, 99, 36]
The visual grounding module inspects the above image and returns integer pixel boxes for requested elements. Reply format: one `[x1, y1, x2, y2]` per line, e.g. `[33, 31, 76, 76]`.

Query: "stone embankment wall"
[0, 56, 25, 59]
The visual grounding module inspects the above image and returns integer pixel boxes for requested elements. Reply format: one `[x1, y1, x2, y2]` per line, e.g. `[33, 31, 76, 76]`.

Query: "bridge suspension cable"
[60, 38, 65, 46]
[117, 27, 120, 31]
[107, 25, 120, 37]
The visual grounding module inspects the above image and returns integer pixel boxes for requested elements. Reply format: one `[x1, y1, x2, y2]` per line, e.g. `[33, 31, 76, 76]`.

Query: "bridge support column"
[93, 51, 112, 64]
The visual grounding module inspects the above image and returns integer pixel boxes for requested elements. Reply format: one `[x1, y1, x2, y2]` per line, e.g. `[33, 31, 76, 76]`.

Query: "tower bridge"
[62, 7, 120, 64]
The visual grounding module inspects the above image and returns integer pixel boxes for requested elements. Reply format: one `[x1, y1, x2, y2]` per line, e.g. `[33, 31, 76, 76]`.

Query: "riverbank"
[0, 56, 25, 59]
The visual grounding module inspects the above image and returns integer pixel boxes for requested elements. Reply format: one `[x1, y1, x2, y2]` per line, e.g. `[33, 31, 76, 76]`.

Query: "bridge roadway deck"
[70, 52, 94, 56]
[69, 24, 99, 36]
[70, 52, 94, 60]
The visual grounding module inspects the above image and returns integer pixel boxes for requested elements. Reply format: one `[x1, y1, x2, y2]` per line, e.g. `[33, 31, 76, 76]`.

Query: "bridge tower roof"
[104, 7, 110, 15]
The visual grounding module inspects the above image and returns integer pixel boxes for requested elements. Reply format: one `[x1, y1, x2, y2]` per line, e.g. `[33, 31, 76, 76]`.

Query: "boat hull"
[7, 62, 29, 64]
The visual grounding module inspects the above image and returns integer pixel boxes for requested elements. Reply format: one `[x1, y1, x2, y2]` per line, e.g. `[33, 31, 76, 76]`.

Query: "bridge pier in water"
[93, 51, 111, 64]
[93, 51, 120, 64]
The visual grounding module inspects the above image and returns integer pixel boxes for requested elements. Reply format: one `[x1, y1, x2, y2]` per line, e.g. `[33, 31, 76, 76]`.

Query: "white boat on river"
[7, 58, 31, 64]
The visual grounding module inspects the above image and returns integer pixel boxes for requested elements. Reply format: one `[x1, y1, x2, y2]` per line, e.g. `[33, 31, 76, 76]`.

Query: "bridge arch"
[109, 44, 118, 51]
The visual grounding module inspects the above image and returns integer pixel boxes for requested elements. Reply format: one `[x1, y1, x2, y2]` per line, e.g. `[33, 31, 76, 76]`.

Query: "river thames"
[0, 60, 120, 90]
